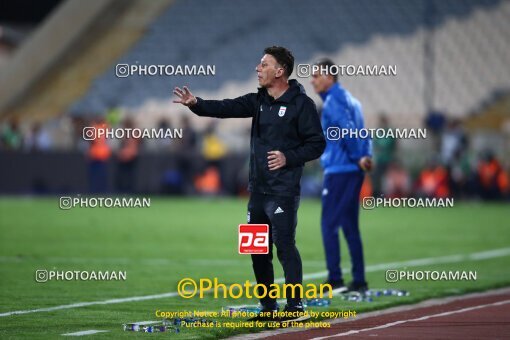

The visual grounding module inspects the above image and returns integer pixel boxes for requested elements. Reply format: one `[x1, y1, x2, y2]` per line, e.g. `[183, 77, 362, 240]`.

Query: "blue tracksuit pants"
[321, 171, 366, 284]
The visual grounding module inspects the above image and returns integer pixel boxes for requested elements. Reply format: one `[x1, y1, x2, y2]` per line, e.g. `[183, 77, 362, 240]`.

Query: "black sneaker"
[278, 303, 311, 323]
[347, 281, 368, 293]
[322, 279, 347, 293]
[247, 306, 278, 321]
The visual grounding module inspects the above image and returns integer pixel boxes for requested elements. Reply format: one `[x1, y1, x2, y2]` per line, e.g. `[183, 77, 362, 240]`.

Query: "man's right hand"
[173, 86, 197, 107]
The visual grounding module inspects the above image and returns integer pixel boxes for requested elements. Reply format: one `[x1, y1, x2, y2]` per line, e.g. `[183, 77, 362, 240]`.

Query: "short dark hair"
[314, 58, 338, 82]
[264, 46, 294, 78]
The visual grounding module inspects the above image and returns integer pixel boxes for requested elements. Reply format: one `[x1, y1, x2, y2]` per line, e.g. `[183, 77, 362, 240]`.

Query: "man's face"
[311, 71, 334, 94]
[256, 54, 284, 87]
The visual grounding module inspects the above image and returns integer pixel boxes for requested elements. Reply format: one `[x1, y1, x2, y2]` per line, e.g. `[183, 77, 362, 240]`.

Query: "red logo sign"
[238, 224, 269, 254]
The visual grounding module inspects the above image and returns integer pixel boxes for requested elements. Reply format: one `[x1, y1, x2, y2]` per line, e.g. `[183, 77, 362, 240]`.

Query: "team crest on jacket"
[278, 106, 287, 117]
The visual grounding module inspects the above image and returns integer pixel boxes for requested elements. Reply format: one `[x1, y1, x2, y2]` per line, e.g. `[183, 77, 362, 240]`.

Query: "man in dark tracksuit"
[173, 46, 325, 322]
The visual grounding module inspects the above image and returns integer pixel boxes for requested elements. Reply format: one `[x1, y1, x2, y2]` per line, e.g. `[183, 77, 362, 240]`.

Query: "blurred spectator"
[115, 118, 140, 193]
[176, 116, 198, 194]
[194, 166, 221, 195]
[23, 122, 52, 151]
[449, 148, 473, 198]
[178, 116, 197, 151]
[195, 122, 227, 194]
[1, 118, 23, 150]
[201, 121, 227, 163]
[424, 110, 446, 150]
[440, 119, 467, 166]
[372, 114, 397, 195]
[72, 116, 89, 151]
[415, 159, 450, 198]
[382, 160, 411, 198]
[477, 151, 509, 200]
[87, 117, 111, 193]
[424, 110, 446, 134]
[155, 118, 172, 151]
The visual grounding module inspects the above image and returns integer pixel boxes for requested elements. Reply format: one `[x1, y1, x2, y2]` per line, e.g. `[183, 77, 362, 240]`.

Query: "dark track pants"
[321, 171, 366, 284]
[248, 192, 302, 308]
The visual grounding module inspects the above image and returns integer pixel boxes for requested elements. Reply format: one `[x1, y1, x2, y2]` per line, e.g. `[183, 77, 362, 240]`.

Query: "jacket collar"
[259, 79, 305, 104]
[320, 82, 342, 101]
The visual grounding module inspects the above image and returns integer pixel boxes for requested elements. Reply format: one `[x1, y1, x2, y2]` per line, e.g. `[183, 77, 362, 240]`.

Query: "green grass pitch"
[0, 197, 509, 338]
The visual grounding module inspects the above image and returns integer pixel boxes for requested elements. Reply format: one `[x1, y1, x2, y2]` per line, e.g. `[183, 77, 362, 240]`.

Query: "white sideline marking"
[289, 246, 510, 282]
[0, 255, 324, 267]
[1, 247, 509, 317]
[0, 256, 325, 268]
[62, 329, 109, 336]
[0, 256, 250, 266]
[0, 292, 180, 317]
[310, 299, 510, 339]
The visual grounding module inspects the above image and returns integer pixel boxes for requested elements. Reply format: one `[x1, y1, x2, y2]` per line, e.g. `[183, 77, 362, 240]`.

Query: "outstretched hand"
[173, 86, 197, 106]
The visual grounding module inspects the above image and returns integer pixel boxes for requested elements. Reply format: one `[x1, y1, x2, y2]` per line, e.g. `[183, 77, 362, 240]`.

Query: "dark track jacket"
[190, 79, 326, 196]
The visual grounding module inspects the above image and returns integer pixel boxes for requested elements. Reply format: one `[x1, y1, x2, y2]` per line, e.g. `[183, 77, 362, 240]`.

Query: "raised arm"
[173, 86, 255, 118]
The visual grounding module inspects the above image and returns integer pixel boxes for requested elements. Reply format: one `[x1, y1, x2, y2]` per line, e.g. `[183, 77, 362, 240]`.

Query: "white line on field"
[285, 246, 510, 282]
[1, 247, 509, 318]
[310, 299, 510, 339]
[0, 256, 324, 267]
[0, 256, 251, 266]
[0, 292, 180, 317]
[62, 329, 109, 336]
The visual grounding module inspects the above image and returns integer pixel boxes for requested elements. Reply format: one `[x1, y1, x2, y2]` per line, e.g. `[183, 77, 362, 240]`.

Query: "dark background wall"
[0, 151, 247, 195]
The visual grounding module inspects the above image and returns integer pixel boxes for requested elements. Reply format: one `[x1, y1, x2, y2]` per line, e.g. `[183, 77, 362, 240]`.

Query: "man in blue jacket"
[311, 59, 373, 292]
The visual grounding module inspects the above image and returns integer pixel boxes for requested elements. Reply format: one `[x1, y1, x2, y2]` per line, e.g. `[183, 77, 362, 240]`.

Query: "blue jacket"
[320, 83, 372, 174]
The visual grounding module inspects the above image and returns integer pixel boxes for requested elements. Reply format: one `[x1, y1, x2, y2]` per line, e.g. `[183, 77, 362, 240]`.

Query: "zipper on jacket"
[256, 102, 261, 138]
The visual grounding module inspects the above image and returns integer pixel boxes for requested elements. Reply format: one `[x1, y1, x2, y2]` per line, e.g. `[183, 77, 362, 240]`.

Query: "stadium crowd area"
[1, 1, 508, 200]
[1, 110, 508, 201]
